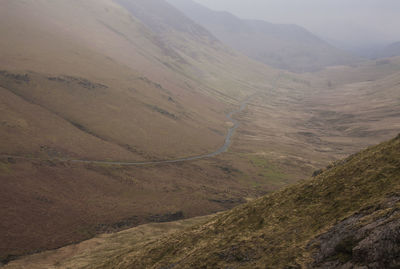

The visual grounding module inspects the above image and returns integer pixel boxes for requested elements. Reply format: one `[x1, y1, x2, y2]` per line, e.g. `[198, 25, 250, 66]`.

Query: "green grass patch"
[0, 162, 12, 174]
[249, 155, 287, 184]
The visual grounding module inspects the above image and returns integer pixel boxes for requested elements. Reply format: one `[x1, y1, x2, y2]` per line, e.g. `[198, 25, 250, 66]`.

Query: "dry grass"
[6, 135, 399, 268]
[94, 135, 399, 269]
[4, 215, 213, 269]
[1, 0, 400, 263]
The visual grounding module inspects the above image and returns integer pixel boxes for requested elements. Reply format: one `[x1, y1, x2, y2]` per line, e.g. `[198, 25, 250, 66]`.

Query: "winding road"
[1, 96, 253, 166]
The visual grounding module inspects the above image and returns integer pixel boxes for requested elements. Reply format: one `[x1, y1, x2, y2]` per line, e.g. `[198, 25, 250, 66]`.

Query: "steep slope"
[115, 0, 279, 99]
[6, 135, 399, 268]
[0, 0, 230, 161]
[167, 0, 359, 72]
[0, 0, 282, 161]
[0, 0, 281, 261]
[96, 134, 400, 268]
[2, 0, 400, 265]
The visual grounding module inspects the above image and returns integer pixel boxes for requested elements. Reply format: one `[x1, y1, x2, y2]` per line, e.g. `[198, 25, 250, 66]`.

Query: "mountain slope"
[0, 0, 281, 261]
[104, 134, 400, 268]
[0, 0, 282, 161]
[115, 0, 280, 99]
[1, 0, 400, 265]
[0, 0, 230, 161]
[5, 135, 399, 268]
[167, 0, 359, 72]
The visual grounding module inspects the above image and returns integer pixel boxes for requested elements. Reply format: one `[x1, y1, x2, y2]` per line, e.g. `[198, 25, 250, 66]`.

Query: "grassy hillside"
[1, 0, 400, 264]
[167, 0, 359, 72]
[312, 56, 400, 85]
[0, 0, 283, 161]
[295, 57, 400, 158]
[6, 135, 399, 268]
[98, 134, 400, 268]
[115, 0, 280, 99]
[0, 0, 279, 261]
[0, 0, 232, 161]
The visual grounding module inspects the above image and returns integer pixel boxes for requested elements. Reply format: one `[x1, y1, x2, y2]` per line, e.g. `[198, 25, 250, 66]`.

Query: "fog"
[193, 0, 400, 50]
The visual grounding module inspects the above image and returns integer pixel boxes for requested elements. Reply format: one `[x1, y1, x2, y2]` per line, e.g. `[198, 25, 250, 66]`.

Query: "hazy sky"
[192, 0, 400, 49]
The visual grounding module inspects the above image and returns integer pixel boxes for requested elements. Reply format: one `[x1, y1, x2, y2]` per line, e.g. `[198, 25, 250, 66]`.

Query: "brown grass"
[1, 0, 400, 263]
[6, 135, 399, 268]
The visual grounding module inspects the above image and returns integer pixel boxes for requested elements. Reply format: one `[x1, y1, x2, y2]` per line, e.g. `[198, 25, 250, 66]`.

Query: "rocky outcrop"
[0, 70, 30, 83]
[309, 196, 400, 269]
[47, 75, 108, 90]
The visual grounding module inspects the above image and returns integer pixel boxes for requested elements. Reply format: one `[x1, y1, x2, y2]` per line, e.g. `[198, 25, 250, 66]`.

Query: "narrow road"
[1, 96, 253, 166]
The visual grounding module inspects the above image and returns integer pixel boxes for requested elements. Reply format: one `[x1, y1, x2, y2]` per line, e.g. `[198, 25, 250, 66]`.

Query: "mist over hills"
[380, 41, 400, 57]
[0, 0, 400, 267]
[345, 41, 400, 60]
[167, 0, 360, 72]
[368, 41, 400, 59]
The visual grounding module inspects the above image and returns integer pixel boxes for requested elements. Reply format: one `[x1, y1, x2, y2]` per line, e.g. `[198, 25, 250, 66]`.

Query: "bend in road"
[1, 96, 254, 166]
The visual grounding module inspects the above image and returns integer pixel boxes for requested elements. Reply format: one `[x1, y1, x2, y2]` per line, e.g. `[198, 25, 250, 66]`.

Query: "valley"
[0, 0, 399, 267]
[2, 56, 399, 265]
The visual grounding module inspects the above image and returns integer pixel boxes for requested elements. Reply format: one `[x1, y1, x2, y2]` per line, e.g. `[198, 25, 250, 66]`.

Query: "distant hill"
[7, 135, 399, 268]
[354, 41, 400, 59]
[167, 0, 360, 72]
[376, 41, 400, 59]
